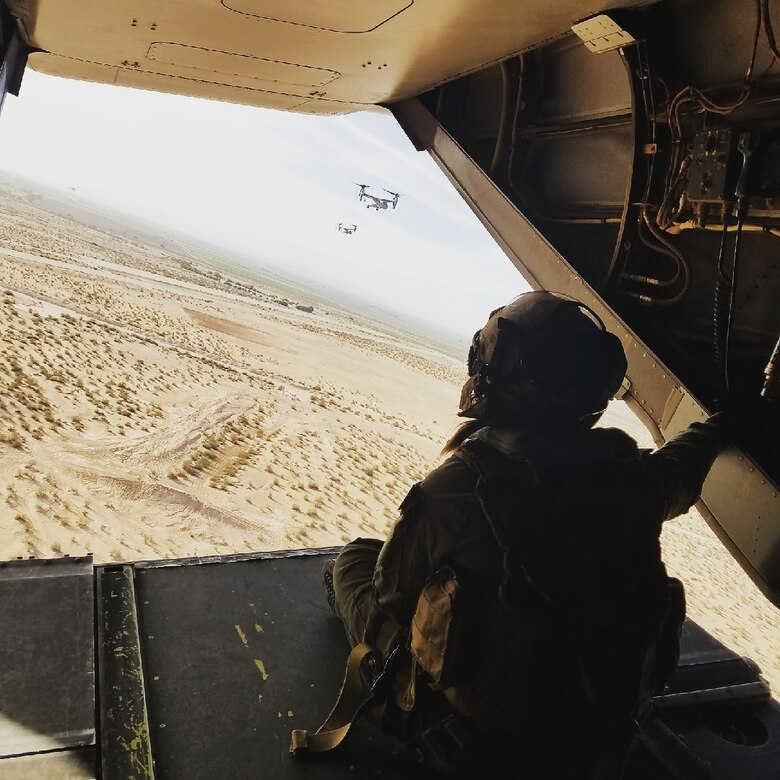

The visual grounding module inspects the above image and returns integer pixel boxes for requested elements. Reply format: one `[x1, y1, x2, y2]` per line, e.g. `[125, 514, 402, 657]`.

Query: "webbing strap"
[453, 445, 527, 603]
[289, 641, 378, 755]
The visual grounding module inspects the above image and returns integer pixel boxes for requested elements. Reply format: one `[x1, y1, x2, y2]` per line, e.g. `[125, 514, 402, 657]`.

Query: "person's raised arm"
[639, 412, 733, 523]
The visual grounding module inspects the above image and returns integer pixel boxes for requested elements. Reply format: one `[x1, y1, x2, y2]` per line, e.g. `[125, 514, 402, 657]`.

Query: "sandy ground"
[0, 185, 777, 694]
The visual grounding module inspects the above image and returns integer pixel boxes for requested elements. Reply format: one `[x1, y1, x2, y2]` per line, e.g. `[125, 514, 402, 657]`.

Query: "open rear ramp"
[125, 549, 426, 779]
[0, 556, 96, 779]
[1, 549, 779, 778]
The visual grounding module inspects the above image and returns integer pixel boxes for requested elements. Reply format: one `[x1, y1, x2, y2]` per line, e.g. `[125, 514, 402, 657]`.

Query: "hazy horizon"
[0, 168, 470, 358]
[0, 70, 530, 339]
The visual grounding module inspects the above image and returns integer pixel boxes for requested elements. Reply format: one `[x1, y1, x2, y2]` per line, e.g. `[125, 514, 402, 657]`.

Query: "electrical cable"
[723, 214, 746, 398]
[506, 55, 525, 193]
[664, 0, 760, 165]
[603, 44, 659, 290]
[634, 214, 683, 287]
[713, 220, 733, 403]
[490, 60, 512, 176]
[622, 209, 690, 305]
[637, 42, 658, 206]
[691, 0, 761, 114]
[663, 88, 708, 227]
[715, 130, 752, 405]
[651, 2, 761, 322]
[656, 155, 691, 229]
[716, 216, 732, 278]
[640, 215, 690, 304]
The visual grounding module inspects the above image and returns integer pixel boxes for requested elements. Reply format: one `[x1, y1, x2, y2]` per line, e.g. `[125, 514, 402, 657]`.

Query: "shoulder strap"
[454, 441, 545, 604]
[289, 642, 378, 755]
[289, 639, 407, 755]
[453, 443, 513, 547]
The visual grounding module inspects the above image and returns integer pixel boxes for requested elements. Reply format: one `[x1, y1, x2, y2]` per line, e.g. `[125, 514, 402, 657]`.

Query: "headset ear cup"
[567, 330, 627, 417]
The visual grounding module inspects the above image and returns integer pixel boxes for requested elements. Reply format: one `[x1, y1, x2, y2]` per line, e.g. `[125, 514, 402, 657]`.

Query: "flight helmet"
[458, 291, 627, 426]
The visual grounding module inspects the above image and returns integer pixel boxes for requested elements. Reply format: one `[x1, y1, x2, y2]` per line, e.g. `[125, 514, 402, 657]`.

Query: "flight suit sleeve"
[639, 412, 733, 522]
[373, 482, 431, 626]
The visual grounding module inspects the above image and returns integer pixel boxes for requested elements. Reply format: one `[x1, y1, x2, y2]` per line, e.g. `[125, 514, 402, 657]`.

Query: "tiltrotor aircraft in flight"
[355, 183, 401, 210]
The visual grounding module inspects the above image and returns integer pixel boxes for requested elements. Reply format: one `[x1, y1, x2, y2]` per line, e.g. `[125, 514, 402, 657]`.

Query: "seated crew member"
[321, 291, 732, 778]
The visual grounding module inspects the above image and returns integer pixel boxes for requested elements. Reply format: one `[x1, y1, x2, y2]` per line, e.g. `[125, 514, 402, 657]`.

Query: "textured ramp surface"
[0, 557, 94, 759]
[134, 550, 429, 779]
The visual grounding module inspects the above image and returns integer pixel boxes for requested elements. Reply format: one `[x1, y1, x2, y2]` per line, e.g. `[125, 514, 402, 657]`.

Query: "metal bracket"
[572, 15, 635, 54]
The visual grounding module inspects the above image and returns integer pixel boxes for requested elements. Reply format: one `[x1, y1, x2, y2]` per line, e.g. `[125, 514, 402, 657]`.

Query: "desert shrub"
[15, 512, 31, 529]
[0, 429, 24, 449]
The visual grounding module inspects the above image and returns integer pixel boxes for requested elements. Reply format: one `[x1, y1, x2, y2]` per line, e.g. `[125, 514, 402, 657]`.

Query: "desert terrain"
[0, 180, 778, 693]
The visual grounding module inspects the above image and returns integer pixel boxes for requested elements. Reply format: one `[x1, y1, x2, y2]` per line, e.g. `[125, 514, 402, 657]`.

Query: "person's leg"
[330, 537, 384, 648]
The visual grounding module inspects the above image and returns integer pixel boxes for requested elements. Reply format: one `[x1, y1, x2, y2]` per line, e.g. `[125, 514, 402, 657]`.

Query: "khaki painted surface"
[12, 0, 652, 113]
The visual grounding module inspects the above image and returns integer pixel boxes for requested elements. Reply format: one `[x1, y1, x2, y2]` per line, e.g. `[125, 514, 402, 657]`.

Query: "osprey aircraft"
[0, 1, 778, 778]
[355, 183, 401, 210]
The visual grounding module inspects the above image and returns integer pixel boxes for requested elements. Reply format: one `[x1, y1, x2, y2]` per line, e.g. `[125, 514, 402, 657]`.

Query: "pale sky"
[0, 70, 529, 339]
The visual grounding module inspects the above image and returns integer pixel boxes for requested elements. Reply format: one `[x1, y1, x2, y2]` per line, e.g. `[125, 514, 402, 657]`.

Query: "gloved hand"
[706, 408, 748, 447]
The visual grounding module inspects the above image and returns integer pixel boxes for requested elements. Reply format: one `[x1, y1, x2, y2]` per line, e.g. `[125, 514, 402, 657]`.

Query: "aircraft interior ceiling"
[7, 0, 651, 113]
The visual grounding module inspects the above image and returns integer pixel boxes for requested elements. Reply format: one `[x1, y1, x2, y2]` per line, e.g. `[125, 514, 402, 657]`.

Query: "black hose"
[634, 214, 682, 288]
[713, 221, 732, 403]
[629, 212, 691, 305]
[725, 215, 746, 393]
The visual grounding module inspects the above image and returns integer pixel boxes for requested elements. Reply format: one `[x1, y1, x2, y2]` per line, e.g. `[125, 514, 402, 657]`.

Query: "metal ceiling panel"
[10, 0, 656, 113]
[27, 53, 319, 112]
